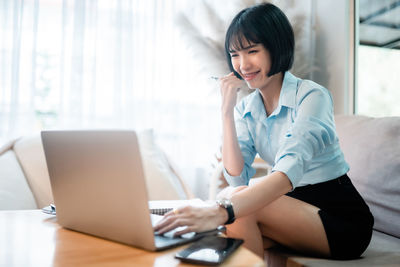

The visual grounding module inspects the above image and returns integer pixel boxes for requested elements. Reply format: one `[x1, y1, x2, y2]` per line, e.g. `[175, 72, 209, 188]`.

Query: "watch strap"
[217, 199, 236, 225]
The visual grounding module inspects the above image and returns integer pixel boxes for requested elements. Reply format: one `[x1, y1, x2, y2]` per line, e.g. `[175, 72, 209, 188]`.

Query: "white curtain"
[0, 0, 222, 197]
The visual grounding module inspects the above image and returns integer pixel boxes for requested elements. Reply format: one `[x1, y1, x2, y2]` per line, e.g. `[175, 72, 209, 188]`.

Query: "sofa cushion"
[335, 115, 400, 238]
[265, 230, 400, 266]
[0, 150, 37, 209]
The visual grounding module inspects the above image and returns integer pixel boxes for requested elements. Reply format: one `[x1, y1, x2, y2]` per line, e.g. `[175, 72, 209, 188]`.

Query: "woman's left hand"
[153, 204, 227, 236]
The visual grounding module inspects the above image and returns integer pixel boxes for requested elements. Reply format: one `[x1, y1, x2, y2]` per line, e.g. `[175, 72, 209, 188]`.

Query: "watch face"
[222, 199, 230, 206]
[217, 198, 235, 225]
[219, 198, 231, 208]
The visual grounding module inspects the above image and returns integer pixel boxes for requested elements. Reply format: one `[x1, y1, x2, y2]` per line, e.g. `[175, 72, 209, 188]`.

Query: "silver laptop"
[41, 130, 207, 251]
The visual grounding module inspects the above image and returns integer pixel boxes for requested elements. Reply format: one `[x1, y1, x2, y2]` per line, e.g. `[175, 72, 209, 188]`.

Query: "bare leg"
[255, 195, 330, 257]
[226, 213, 264, 257]
[218, 186, 265, 255]
[219, 186, 265, 256]
[262, 236, 276, 249]
[221, 187, 330, 258]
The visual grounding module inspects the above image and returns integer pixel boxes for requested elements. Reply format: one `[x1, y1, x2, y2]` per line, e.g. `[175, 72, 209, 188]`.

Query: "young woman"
[155, 3, 373, 260]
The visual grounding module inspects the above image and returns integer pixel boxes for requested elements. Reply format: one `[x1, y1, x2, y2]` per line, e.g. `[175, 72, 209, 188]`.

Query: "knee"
[232, 185, 248, 193]
[217, 185, 248, 199]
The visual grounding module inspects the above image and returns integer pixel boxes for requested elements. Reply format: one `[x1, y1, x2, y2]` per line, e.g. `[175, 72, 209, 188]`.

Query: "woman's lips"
[242, 71, 259, 81]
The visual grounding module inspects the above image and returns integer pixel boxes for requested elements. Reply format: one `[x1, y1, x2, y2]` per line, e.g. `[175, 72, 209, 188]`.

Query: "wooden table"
[0, 210, 265, 266]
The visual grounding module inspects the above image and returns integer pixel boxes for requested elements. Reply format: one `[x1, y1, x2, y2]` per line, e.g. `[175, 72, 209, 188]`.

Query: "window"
[0, 0, 222, 198]
[357, 0, 400, 117]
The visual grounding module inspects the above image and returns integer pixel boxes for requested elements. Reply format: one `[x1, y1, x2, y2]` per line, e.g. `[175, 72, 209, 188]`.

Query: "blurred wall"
[312, 0, 355, 115]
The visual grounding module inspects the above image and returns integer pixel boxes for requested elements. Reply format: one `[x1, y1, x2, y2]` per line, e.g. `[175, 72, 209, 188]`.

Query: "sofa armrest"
[13, 135, 53, 209]
[0, 144, 37, 210]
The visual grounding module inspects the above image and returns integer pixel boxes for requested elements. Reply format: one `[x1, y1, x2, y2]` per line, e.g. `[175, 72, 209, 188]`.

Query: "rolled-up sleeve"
[272, 88, 337, 189]
[223, 104, 257, 187]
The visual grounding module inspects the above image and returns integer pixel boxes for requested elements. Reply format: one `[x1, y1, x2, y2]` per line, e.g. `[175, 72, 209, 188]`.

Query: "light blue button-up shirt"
[224, 71, 349, 189]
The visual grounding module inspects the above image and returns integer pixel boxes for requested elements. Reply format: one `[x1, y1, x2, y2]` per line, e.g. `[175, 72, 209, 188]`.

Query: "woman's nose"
[240, 56, 251, 71]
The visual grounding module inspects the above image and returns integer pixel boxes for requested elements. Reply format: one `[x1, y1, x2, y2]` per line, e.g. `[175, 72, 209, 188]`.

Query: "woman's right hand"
[219, 73, 245, 117]
[220, 73, 246, 178]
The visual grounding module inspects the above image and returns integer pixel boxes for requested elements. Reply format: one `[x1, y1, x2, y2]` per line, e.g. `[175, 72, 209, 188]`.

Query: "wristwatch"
[216, 198, 236, 225]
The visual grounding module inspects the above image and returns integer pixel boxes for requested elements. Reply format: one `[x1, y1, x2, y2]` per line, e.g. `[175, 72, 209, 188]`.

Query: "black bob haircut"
[225, 3, 295, 78]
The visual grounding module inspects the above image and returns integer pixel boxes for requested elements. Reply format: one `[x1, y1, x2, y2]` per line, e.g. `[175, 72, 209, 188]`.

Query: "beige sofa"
[1, 115, 399, 266]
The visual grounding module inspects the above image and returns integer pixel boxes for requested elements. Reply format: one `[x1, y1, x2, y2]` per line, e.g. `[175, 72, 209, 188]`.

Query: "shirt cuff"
[272, 154, 303, 189]
[223, 167, 255, 187]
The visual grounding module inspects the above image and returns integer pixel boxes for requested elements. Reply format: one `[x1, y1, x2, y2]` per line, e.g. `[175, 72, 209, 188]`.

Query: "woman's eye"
[230, 54, 238, 58]
[249, 50, 258, 54]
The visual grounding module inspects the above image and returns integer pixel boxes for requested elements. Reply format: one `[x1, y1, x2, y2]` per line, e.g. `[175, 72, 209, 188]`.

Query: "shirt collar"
[279, 71, 297, 110]
[242, 71, 298, 120]
[242, 89, 265, 120]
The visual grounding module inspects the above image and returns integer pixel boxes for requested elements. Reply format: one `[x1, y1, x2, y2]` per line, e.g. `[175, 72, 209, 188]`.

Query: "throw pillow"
[138, 129, 189, 200]
[335, 115, 400, 238]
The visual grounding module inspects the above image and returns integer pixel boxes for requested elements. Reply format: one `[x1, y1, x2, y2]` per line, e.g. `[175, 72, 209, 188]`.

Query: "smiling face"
[224, 3, 295, 91]
[229, 41, 274, 91]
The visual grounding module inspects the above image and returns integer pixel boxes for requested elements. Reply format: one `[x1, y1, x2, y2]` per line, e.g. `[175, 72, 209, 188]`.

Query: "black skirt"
[286, 174, 374, 260]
